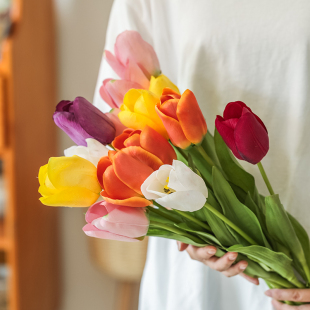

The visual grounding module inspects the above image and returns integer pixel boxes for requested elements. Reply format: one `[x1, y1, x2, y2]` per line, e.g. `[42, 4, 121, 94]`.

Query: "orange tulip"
[155, 88, 208, 149]
[97, 143, 166, 207]
[112, 125, 177, 165]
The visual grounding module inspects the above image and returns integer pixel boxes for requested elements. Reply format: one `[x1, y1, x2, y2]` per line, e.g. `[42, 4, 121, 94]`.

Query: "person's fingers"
[177, 241, 189, 252]
[266, 289, 310, 303]
[186, 245, 217, 262]
[221, 261, 248, 277]
[239, 272, 260, 285]
[205, 252, 238, 272]
[271, 299, 310, 310]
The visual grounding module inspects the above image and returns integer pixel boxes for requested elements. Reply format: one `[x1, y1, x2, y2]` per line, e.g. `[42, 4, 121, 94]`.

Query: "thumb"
[177, 241, 189, 251]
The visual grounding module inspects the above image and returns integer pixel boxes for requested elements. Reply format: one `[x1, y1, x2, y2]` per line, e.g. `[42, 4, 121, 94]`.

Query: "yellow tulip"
[148, 74, 180, 97]
[118, 89, 169, 139]
[38, 155, 101, 207]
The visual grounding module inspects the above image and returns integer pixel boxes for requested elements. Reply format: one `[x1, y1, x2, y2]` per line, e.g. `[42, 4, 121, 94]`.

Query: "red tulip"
[155, 88, 208, 149]
[112, 126, 177, 165]
[215, 101, 269, 164]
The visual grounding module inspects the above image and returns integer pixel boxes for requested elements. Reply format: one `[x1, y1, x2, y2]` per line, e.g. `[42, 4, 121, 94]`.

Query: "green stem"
[150, 221, 205, 244]
[204, 203, 258, 245]
[195, 145, 215, 167]
[257, 162, 275, 195]
[147, 206, 180, 223]
[173, 210, 211, 231]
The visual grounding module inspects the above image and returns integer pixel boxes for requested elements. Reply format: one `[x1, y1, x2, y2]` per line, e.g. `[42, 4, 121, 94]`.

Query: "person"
[93, 1, 310, 309]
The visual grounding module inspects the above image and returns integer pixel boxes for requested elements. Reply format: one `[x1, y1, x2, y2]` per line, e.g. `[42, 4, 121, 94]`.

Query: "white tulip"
[64, 138, 109, 166]
[141, 160, 208, 212]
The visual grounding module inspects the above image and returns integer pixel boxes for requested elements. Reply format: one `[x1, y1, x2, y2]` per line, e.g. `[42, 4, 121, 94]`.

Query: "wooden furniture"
[0, 0, 60, 309]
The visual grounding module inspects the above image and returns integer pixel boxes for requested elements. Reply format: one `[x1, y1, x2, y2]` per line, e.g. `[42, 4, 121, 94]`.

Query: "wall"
[53, 1, 116, 309]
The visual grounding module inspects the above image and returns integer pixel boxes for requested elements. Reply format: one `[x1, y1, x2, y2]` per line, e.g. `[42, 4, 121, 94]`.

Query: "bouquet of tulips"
[39, 31, 310, 304]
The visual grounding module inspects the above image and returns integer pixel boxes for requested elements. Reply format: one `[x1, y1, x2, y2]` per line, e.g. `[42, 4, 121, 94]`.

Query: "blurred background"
[0, 0, 148, 309]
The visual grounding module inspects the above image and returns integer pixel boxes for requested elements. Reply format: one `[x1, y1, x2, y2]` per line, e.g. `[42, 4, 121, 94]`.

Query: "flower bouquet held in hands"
[39, 31, 310, 305]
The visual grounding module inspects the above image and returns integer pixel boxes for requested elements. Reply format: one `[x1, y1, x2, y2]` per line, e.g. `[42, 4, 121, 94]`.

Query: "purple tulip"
[53, 97, 116, 146]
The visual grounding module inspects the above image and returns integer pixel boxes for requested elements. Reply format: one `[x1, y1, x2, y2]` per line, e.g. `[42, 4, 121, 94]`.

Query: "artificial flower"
[105, 30, 161, 88]
[53, 97, 115, 146]
[83, 201, 149, 242]
[64, 138, 109, 167]
[97, 146, 165, 207]
[38, 156, 101, 207]
[149, 74, 180, 97]
[99, 78, 142, 109]
[215, 101, 269, 164]
[156, 88, 208, 149]
[112, 126, 176, 165]
[141, 160, 208, 211]
[118, 89, 168, 139]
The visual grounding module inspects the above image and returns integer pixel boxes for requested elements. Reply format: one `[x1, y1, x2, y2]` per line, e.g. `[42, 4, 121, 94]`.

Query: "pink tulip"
[105, 30, 161, 89]
[83, 201, 149, 242]
[100, 78, 142, 109]
[105, 108, 127, 137]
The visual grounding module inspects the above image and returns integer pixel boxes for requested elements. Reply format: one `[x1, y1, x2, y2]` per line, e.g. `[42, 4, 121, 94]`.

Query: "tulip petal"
[215, 116, 243, 160]
[102, 195, 152, 208]
[105, 108, 127, 137]
[102, 166, 141, 199]
[112, 151, 154, 194]
[124, 60, 150, 89]
[105, 50, 126, 78]
[99, 79, 118, 109]
[121, 146, 163, 171]
[140, 126, 177, 165]
[177, 90, 207, 144]
[155, 106, 191, 149]
[234, 110, 269, 164]
[124, 134, 141, 147]
[141, 170, 163, 199]
[112, 132, 130, 151]
[83, 223, 138, 242]
[85, 201, 109, 223]
[123, 89, 143, 112]
[155, 190, 206, 212]
[97, 156, 112, 188]
[170, 160, 208, 198]
[40, 186, 99, 207]
[149, 75, 180, 97]
[160, 99, 179, 120]
[223, 101, 246, 119]
[48, 156, 101, 193]
[114, 30, 160, 79]
[156, 165, 173, 186]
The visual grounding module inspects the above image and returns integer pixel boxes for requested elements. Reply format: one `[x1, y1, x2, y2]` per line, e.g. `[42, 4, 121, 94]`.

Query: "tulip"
[215, 101, 269, 164]
[64, 138, 109, 167]
[156, 88, 208, 149]
[105, 108, 127, 137]
[97, 145, 165, 207]
[105, 30, 161, 88]
[83, 201, 149, 242]
[38, 155, 101, 207]
[53, 97, 116, 146]
[99, 78, 143, 109]
[118, 89, 168, 139]
[112, 126, 176, 165]
[141, 160, 208, 212]
[149, 74, 180, 97]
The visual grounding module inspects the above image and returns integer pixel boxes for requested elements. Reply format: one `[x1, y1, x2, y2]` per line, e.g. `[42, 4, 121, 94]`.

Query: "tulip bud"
[99, 78, 142, 109]
[105, 30, 161, 88]
[38, 155, 101, 207]
[215, 101, 269, 164]
[156, 88, 208, 149]
[53, 97, 116, 146]
[83, 201, 149, 242]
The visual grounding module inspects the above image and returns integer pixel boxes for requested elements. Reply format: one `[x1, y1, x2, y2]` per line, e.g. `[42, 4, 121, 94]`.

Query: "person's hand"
[265, 289, 310, 309]
[177, 242, 259, 285]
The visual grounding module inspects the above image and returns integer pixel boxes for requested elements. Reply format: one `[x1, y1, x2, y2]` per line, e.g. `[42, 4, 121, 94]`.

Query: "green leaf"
[147, 226, 207, 247]
[288, 212, 310, 270]
[175, 222, 223, 247]
[212, 166, 267, 247]
[265, 195, 308, 269]
[227, 244, 298, 285]
[214, 129, 255, 196]
[200, 131, 221, 168]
